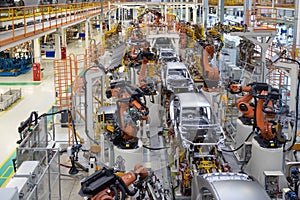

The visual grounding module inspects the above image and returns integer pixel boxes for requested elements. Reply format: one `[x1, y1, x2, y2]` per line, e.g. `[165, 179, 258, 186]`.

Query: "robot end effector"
[79, 164, 149, 200]
[104, 81, 150, 148]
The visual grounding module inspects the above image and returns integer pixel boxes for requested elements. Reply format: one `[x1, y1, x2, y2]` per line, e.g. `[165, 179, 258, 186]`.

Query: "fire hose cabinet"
[61, 46, 66, 60]
[32, 63, 41, 81]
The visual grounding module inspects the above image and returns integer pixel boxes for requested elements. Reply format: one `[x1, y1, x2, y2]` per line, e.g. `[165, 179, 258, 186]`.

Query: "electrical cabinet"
[264, 171, 284, 198]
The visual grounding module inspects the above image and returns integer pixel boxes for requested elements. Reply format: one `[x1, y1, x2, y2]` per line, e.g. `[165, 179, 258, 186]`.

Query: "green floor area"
[0, 82, 41, 86]
[0, 151, 16, 188]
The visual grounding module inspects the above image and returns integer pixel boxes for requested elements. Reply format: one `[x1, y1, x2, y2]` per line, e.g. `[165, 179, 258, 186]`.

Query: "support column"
[89, 18, 94, 40]
[61, 27, 67, 47]
[203, 0, 208, 29]
[33, 38, 41, 64]
[121, 7, 124, 25]
[199, 6, 202, 24]
[185, 4, 189, 22]
[180, 0, 183, 21]
[165, 5, 168, 24]
[244, 0, 252, 26]
[124, 8, 126, 22]
[108, 12, 111, 31]
[192, 4, 197, 24]
[96, 15, 101, 32]
[107, 1, 111, 28]
[133, 7, 138, 20]
[294, 0, 300, 47]
[271, 0, 276, 19]
[99, 17, 103, 45]
[198, 6, 203, 24]
[233, 8, 237, 16]
[85, 19, 90, 49]
[218, 0, 224, 23]
[118, 6, 121, 23]
[54, 32, 61, 59]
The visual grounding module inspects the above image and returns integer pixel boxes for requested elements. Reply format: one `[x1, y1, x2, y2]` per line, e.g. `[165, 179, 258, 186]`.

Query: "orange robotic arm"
[91, 170, 144, 200]
[256, 92, 276, 140]
[228, 82, 281, 142]
[80, 164, 148, 200]
[236, 94, 255, 119]
[151, 9, 162, 25]
[201, 44, 220, 91]
[203, 45, 219, 80]
[255, 87, 283, 141]
[117, 92, 138, 140]
[227, 83, 254, 119]
[105, 81, 150, 147]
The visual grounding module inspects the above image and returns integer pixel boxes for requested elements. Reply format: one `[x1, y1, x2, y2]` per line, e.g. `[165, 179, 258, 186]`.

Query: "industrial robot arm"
[79, 164, 148, 200]
[129, 87, 149, 120]
[137, 8, 162, 25]
[228, 82, 287, 145]
[150, 9, 162, 25]
[126, 41, 157, 101]
[105, 81, 150, 148]
[252, 84, 286, 141]
[227, 83, 254, 120]
[199, 42, 220, 91]
[137, 47, 157, 102]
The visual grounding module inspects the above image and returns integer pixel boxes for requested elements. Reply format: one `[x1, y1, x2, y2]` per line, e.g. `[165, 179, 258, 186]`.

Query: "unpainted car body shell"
[158, 48, 179, 63]
[191, 173, 272, 200]
[170, 92, 225, 149]
[162, 62, 195, 93]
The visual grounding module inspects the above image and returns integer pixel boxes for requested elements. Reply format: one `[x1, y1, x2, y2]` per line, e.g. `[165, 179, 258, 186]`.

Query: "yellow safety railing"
[256, 2, 294, 9]
[0, 2, 112, 47]
[209, 0, 243, 6]
[250, 8, 277, 31]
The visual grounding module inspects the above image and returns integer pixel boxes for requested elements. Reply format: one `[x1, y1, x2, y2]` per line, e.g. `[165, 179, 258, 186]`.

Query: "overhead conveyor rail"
[0, 2, 112, 50]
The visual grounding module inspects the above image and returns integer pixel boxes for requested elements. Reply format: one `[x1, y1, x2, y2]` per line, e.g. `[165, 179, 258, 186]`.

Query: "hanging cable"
[142, 145, 169, 150]
[222, 131, 254, 152]
[116, 183, 126, 200]
[110, 185, 119, 200]
[38, 109, 79, 145]
[116, 176, 138, 196]
[67, 110, 79, 145]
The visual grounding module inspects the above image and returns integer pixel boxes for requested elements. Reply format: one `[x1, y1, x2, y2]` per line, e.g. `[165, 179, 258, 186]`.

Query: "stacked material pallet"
[0, 88, 21, 111]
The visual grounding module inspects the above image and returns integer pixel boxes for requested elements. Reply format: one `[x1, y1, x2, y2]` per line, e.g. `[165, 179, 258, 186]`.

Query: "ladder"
[54, 59, 73, 109]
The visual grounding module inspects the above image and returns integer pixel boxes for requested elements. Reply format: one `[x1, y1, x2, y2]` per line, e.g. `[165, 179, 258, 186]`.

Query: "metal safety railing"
[209, 0, 244, 6]
[256, 1, 295, 9]
[250, 8, 277, 31]
[14, 116, 61, 200]
[0, 2, 111, 47]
